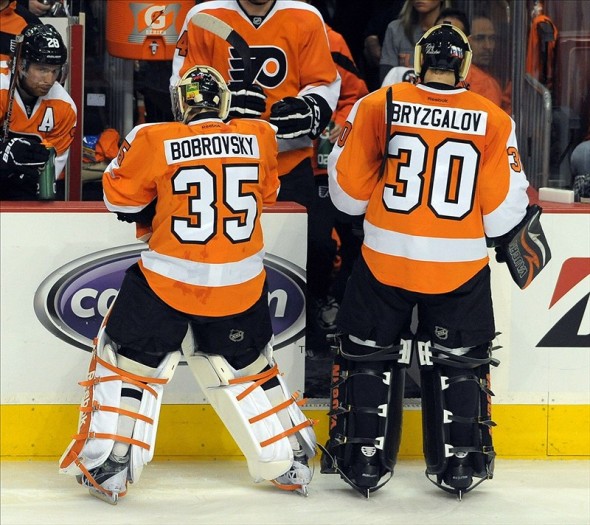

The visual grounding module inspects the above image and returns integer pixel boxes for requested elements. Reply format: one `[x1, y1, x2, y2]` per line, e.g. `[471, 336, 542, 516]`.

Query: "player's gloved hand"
[270, 95, 322, 139]
[0, 137, 49, 178]
[228, 84, 267, 118]
[494, 246, 508, 263]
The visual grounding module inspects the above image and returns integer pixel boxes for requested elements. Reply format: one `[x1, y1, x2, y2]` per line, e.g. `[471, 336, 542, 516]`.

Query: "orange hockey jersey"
[464, 64, 503, 110]
[103, 117, 280, 317]
[0, 1, 40, 75]
[312, 23, 368, 176]
[171, 1, 340, 177]
[526, 13, 558, 89]
[328, 82, 530, 294]
[326, 25, 368, 129]
[0, 72, 77, 178]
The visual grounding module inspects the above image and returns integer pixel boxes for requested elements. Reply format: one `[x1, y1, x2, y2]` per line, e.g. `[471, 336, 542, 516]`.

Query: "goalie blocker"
[490, 204, 551, 289]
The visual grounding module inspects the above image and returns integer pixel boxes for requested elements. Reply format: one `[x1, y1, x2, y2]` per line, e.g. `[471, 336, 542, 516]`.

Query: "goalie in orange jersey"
[59, 65, 316, 504]
[322, 23, 550, 499]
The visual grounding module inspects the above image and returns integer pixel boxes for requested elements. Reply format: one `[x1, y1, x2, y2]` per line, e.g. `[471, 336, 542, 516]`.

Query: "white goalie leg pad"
[182, 331, 315, 482]
[273, 365, 316, 460]
[125, 351, 181, 482]
[59, 325, 181, 487]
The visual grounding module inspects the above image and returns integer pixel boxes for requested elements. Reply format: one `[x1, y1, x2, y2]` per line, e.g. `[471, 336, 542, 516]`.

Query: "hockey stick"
[2, 34, 24, 144]
[189, 12, 255, 86]
[377, 86, 393, 180]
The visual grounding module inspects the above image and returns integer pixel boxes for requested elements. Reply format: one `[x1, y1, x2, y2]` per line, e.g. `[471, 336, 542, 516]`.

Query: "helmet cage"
[173, 66, 231, 123]
[414, 23, 472, 82]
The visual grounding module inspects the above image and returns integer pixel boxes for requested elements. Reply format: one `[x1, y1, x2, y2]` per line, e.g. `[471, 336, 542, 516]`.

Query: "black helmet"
[414, 23, 472, 83]
[173, 65, 231, 122]
[21, 24, 68, 66]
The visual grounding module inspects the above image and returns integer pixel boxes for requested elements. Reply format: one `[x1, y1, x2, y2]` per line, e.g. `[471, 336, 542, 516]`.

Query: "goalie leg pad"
[181, 329, 315, 484]
[59, 325, 180, 501]
[418, 339, 499, 496]
[321, 334, 410, 495]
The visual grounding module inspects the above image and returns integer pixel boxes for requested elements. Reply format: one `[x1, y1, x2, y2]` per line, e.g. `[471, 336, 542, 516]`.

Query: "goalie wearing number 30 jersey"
[329, 74, 530, 294]
[322, 24, 548, 500]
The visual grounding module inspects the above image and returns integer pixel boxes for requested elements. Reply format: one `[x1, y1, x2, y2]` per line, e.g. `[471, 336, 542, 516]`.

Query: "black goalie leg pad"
[418, 340, 499, 496]
[320, 334, 410, 495]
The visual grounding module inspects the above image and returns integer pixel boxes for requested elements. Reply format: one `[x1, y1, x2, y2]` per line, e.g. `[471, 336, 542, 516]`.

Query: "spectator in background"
[433, 9, 508, 113]
[17, 0, 50, 17]
[571, 125, 590, 201]
[436, 7, 470, 36]
[0, 0, 41, 75]
[363, 0, 405, 91]
[0, 24, 76, 200]
[379, 0, 450, 84]
[465, 14, 506, 111]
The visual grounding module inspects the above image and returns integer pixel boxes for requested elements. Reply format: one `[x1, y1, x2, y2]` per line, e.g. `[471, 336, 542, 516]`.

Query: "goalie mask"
[19, 24, 68, 83]
[414, 23, 472, 83]
[173, 65, 231, 123]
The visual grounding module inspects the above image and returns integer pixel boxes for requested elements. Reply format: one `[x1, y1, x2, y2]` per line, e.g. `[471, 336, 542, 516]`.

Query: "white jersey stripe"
[141, 249, 265, 287]
[363, 220, 488, 262]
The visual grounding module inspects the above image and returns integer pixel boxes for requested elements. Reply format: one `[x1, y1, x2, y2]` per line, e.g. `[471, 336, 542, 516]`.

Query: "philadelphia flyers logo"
[228, 46, 287, 89]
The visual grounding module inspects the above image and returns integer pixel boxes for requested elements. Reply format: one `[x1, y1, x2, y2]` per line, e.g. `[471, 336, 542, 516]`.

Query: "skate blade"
[88, 487, 121, 505]
[296, 484, 309, 497]
[270, 479, 309, 496]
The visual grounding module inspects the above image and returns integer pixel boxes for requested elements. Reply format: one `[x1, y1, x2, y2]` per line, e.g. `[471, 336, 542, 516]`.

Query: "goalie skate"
[272, 450, 312, 496]
[76, 454, 130, 505]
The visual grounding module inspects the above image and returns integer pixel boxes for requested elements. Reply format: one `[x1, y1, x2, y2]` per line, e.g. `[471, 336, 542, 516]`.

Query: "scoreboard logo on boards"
[537, 257, 590, 348]
[33, 245, 306, 352]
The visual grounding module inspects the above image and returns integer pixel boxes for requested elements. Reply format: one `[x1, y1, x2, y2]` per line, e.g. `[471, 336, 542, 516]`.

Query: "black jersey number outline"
[171, 164, 259, 244]
[382, 132, 480, 220]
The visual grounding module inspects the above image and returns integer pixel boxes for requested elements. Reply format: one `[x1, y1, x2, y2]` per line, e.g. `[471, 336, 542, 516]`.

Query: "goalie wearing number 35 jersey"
[328, 73, 529, 294]
[103, 98, 279, 318]
[61, 68, 316, 504]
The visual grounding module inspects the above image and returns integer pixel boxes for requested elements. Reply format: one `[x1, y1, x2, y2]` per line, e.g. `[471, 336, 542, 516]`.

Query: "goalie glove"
[490, 204, 551, 289]
[0, 137, 50, 178]
[228, 84, 267, 118]
[270, 94, 328, 139]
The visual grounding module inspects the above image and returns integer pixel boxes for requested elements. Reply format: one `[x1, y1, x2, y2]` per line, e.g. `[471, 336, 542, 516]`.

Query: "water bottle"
[316, 121, 335, 170]
[37, 145, 56, 200]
